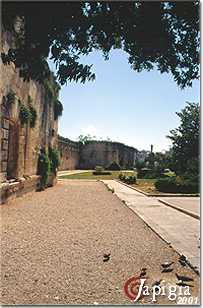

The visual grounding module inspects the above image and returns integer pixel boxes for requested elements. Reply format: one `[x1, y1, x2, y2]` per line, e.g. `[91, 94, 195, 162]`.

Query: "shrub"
[92, 165, 111, 175]
[155, 176, 199, 193]
[107, 161, 121, 171]
[155, 177, 178, 193]
[95, 166, 104, 173]
[37, 150, 50, 189]
[119, 173, 136, 184]
[49, 147, 60, 173]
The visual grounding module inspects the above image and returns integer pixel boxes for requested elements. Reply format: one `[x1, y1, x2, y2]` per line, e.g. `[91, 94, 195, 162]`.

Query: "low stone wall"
[0, 175, 40, 204]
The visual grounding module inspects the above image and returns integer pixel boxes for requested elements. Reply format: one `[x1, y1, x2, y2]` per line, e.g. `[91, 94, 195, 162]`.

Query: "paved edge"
[158, 198, 200, 220]
[101, 180, 200, 275]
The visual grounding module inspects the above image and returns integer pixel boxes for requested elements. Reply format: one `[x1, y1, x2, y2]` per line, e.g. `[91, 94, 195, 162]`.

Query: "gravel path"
[0, 180, 200, 305]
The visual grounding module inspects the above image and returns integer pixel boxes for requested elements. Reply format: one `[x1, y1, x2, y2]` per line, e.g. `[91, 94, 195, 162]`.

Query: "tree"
[77, 134, 96, 145]
[2, 1, 199, 87]
[167, 102, 200, 175]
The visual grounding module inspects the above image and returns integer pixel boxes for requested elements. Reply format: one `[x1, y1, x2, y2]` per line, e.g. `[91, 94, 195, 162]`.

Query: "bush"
[95, 166, 104, 173]
[119, 173, 136, 185]
[155, 176, 199, 193]
[92, 165, 111, 175]
[155, 177, 178, 193]
[49, 147, 60, 173]
[37, 150, 51, 189]
[137, 167, 163, 179]
[107, 161, 121, 171]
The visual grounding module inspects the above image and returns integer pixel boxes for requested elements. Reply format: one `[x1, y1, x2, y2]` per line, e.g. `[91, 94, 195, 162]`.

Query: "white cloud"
[82, 124, 97, 136]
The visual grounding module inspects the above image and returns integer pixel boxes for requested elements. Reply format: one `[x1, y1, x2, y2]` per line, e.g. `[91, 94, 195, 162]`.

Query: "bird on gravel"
[161, 261, 174, 269]
[175, 273, 194, 282]
[103, 253, 111, 262]
[161, 268, 173, 273]
[139, 268, 147, 277]
[178, 255, 187, 266]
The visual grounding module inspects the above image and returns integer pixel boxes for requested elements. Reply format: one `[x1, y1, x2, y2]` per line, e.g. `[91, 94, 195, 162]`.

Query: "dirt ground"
[0, 180, 200, 305]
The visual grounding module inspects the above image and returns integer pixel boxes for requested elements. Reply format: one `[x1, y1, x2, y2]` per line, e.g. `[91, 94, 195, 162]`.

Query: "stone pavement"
[158, 197, 200, 219]
[57, 170, 91, 177]
[102, 180, 200, 272]
[2, 180, 200, 304]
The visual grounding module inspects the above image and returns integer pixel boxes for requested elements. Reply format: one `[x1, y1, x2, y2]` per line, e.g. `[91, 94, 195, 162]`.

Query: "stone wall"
[58, 137, 137, 170]
[0, 29, 58, 186]
[58, 136, 80, 171]
[79, 141, 137, 169]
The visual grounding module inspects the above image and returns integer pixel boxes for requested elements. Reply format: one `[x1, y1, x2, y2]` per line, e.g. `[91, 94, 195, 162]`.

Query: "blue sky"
[49, 50, 199, 152]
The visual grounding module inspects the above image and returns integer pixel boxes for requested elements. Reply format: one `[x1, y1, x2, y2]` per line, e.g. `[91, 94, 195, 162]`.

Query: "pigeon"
[162, 268, 173, 273]
[175, 273, 194, 282]
[161, 262, 174, 269]
[139, 268, 147, 277]
[103, 253, 111, 262]
[179, 255, 187, 262]
[176, 281, 194, 287]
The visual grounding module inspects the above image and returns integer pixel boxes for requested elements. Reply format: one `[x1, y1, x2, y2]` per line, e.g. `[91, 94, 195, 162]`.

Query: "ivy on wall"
[18, 96, 37, 127]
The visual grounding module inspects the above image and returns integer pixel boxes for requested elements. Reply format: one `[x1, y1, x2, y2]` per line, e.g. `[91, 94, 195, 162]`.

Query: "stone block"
[3, 119, 9, 130]
[2, 129, 9, 139]
[1, 150, 8, 161]
[1, 161, 7, 172]
[2, 140, 8, 150]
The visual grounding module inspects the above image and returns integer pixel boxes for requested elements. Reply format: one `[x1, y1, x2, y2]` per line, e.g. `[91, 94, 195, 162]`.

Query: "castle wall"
[0, 29, 58, 184]
[58, 138, 137, 170]
[58, 137, 79, 171]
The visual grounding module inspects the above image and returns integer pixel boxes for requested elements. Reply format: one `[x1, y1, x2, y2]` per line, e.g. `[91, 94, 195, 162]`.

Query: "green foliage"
[93, 166, 111, 175]
[167, 102, 200, 175]
[19, 100, 37, 127]
[135, 160, 145, 171]
[2, 2, 199, 87]
[49, 147, 60, 173]
[6, 90, 16, 104]
[119, 173, 136, 185]
[95, 166, 104, 173]
[37, 150, 51, 188]
[29, 105, 37, 128]
[54, 99, 63, 120]
[19, 102, 31, 125]
[107, 161, 121, 171]
[155, 176, 199, 193]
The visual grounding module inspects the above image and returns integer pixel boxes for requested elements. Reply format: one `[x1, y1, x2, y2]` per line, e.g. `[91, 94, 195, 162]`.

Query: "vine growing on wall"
[18, 98, 37, 127]
[54, 99, 63, 120]
[6, 90, 16, 105]
[49, 147, 60, 173]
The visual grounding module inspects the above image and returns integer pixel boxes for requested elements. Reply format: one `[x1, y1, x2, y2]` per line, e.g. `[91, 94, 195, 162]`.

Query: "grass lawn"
[59, 170, 135, 180]
[132, 179, 158, 194]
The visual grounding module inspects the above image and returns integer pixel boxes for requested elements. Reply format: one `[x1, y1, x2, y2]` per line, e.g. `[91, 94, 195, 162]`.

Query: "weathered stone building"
[58, 137, 137, 170]
[0, 29, 59, 202]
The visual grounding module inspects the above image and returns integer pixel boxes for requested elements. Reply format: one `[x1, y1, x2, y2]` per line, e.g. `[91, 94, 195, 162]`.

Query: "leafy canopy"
[2, 1, 199, 87]
[167, 102, 200, 175]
